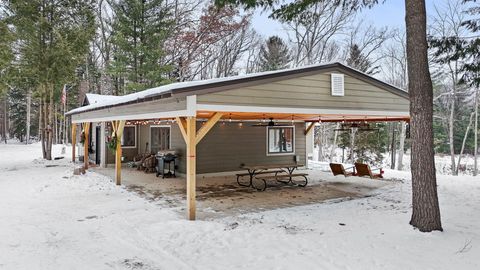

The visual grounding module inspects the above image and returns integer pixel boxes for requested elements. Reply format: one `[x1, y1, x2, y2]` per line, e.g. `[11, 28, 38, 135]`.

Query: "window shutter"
[331, 73, 345, 96]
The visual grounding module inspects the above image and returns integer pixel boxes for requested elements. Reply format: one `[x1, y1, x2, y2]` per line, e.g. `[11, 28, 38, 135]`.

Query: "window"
[121, 126, 136, 148]
[331, 73, 345, 96]
[267, 126, 295, 155]
[150, 126, 171, 154]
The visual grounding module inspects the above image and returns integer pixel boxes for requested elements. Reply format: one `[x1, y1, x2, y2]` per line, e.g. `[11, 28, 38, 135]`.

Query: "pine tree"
[7, 0, 95, 159]
[8, 87, 27, 141]
[109, 0, 173, 93]
[346, 44, 379, 74]
[258, 36, 291, 71]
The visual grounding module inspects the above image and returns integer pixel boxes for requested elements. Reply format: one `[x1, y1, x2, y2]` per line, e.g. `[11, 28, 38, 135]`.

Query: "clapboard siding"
[125, 122, 306, 174]
[72, 97, 187, 123]
[197, 72, 409, 111]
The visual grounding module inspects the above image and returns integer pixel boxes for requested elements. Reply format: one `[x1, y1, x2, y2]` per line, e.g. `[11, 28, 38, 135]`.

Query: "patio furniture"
[236, 170, 285, 187]
[239, 163, 307, 190]
[134, 153, 151, 168]
[329, 163, 356, 177]
[142, 155, 157, 173]
[156, 153, 177, 178]
[254, 173, 309, 191]
[354, 163, 384, 179]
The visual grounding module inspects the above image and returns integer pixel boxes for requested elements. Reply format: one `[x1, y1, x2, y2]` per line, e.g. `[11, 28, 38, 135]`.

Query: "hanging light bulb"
[291, 115, 294, 124]
[229, 113, 232, 122]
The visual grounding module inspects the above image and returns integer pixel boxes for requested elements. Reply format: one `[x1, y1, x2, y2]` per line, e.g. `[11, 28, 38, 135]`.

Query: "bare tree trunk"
[449, 95, 456, 175]
[350, 128, 357, 164]
[40, 96, 46, 158]
[46, 87, 53, 160]
[54, 103, 58, 145]
[390, 123, 396, 169]
[474, 88, 478, 176]
[316, 125, 323, 162]
[406, 0, 442, 232]
[397, 121, 406, 170]
[455, 112, 474, 175]
[26, 91, 31, 144]
[3, 97, 7, 144]
[329, 123, 340, 163]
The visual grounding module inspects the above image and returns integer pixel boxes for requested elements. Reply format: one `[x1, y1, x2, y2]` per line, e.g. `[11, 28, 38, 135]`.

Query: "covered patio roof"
[66, 62, 409, 124]
[66, 62, 410, 220]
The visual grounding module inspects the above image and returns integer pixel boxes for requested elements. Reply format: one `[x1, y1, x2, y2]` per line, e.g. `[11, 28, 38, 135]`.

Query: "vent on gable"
[331, 73, 345, 96]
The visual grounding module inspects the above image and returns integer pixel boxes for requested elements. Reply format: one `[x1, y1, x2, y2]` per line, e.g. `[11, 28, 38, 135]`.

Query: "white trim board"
[71, 110, 194, 124]
[196, 104, 409, 117]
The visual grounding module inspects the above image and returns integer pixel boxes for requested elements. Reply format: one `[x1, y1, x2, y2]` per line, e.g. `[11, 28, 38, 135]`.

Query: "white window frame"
[149, 125, 172, 153]
[121, 125, 137, 149]
[266, 126, 296, 156]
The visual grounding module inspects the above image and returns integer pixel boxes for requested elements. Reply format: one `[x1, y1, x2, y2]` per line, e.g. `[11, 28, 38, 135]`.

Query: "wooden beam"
[114, 120, 126, 185]
[304, 122, 315, 135]
[83, 123, 90, 170]
[176, 117, 188, 143]
[195, 112, 223, 145]
[186, 117, 196, 220]
[71, 123, 76, 162]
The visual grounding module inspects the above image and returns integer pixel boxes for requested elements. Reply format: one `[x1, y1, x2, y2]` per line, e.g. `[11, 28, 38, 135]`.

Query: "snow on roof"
[67, 62, 406, 116]
[85, 93, 121, 105]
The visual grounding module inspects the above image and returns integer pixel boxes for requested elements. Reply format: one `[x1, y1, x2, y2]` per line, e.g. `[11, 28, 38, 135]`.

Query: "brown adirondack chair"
[329, 163, 356, 177]
[354, 163, 384, 179]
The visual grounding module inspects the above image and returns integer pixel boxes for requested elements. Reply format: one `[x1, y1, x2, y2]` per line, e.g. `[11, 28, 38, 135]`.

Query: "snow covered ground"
[1, 143, 480, 270]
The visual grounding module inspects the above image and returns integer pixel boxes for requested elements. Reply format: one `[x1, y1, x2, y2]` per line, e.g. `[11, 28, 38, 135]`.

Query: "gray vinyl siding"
[110, 122, 306, 174]
[197, 72, 409, 112]
[72, 97, 187, 123]
[195, 122, 306, 174]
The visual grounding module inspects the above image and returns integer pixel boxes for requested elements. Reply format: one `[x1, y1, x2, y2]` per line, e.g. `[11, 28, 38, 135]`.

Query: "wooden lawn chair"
[329, 163, 355, 177]
[354, 163, 384, 179]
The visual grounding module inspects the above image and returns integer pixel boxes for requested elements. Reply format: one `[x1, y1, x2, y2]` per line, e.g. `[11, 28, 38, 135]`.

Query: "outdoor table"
[237, 163, 304, 188]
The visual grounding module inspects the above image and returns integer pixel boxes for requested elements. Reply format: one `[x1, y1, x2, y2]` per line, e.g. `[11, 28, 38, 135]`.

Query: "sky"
[251, 0, 450, 38]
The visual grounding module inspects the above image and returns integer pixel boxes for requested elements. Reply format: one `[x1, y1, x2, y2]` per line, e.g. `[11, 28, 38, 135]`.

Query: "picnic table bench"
[254, 173, 309, 191]
[237, 163, 308, 191]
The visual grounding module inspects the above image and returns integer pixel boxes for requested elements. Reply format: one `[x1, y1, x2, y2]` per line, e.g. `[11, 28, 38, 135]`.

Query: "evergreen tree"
[109, 0, 173, 93]
[346, 43, 379, 74]
[7, 0, 95, 159]
[8, 87, 27, 141]
[258, 36, 291, 71]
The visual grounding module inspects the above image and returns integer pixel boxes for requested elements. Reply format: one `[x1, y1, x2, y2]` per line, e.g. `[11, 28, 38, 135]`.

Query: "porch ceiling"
[196, 111, 410, 123]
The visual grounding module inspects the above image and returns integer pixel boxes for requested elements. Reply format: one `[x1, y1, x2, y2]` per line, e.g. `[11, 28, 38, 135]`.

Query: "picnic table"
[236, 163, 308, 191]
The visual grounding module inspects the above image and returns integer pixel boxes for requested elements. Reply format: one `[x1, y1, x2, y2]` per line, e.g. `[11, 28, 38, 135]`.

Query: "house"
[66, 62, 410, 220]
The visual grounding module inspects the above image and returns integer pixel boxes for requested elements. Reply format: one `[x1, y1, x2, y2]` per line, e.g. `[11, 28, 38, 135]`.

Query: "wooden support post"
[71, 123, 76, 162]
[186, 117, 196, 220]
[176, 117, 188, 143]
[113, 120, 126, 185]
[304, 122, 315, 135]
[196, 112, 223, 145]
[83, 123, 90, 170]
[177, 113, 221, 220]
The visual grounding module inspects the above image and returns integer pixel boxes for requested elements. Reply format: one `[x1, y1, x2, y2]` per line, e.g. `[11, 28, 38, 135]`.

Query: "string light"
[229, 113, 232, 122]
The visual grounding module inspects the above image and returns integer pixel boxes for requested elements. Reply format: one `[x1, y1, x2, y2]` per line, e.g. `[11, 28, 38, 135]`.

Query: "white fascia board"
[196, 103, 409, 117]
[72, 110, 192, 123]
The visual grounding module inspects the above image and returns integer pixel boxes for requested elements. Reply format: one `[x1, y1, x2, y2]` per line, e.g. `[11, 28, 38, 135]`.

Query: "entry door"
[151, 126, 170, 154]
